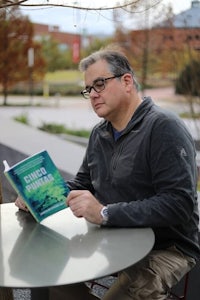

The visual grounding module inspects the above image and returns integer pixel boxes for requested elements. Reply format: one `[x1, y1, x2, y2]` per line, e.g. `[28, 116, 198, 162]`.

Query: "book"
[3, 150, 70, 222]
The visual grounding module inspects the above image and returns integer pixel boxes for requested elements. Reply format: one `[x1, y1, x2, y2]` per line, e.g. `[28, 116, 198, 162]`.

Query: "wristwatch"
[100, 206, 109, 225]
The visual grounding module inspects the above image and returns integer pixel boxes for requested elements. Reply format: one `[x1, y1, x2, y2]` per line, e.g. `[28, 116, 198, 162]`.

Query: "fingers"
[66, 190, 103, 224]
[66, 190, 87, 205]
[67, 191, 86, 217]
[15, 197, 29, 212]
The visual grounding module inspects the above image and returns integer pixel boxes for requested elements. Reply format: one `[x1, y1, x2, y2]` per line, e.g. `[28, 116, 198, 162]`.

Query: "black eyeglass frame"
[81, 74, 124, 99]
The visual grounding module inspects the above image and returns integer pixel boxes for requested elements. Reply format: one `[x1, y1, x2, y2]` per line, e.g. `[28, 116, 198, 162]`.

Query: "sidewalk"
[0, 113, 86, 203]
[0, 87, 199, 138]
[0, 96, 100, 130]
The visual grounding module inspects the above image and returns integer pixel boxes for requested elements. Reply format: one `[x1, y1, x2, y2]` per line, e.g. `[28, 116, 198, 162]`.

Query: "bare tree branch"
[0, 0, 147, 11]
[0, 0, 28, 9]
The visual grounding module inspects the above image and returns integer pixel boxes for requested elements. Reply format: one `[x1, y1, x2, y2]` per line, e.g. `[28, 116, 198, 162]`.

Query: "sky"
[20, 0, 193, 35]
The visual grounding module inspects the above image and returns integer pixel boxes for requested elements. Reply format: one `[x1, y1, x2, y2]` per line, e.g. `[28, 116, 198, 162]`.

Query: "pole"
[28, 48, 34, 105]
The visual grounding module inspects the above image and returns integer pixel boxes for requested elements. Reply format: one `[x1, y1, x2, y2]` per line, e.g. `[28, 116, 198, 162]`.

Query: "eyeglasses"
[81, 74, 124, 99]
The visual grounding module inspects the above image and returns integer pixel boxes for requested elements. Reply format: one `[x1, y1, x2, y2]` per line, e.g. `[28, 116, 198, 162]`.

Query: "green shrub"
[8, 82, 82, 96]
[38, 122, 91, 138]
[175, 60, 200, 96]
[13, 113, 30, 125]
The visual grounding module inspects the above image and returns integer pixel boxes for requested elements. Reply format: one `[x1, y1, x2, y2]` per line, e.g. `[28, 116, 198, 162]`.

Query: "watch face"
[101, 207, 108, 223]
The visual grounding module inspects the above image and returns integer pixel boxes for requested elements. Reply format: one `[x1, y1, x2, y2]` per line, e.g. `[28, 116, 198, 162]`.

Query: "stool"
[168, 272, 189, 299]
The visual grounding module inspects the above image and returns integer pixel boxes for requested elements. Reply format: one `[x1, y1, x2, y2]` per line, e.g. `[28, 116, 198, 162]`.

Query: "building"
[134, 0, 200, 50]
[121, 0, 200, 75]
[159, 0, 200, 51]
[33, 23, 82, 63]
[172, 0, 200, 28]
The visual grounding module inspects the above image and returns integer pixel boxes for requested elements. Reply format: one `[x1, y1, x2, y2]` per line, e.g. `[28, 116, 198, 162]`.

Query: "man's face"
[84, 60, 128, 122]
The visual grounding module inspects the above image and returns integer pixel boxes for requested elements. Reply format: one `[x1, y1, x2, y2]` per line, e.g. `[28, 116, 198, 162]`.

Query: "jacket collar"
[97, 97, 154, 138]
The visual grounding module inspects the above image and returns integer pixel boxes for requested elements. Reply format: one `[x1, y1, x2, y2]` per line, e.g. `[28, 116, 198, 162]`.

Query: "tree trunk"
[2, 85, 8, 106]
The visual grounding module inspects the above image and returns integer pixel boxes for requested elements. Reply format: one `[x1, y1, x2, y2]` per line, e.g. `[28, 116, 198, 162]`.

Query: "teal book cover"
[3, 150, 70, 222]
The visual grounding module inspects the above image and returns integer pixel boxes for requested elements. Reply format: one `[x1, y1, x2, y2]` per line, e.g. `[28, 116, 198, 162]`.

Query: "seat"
[168, 273, 189, 299]
[0, 182, 14, 300]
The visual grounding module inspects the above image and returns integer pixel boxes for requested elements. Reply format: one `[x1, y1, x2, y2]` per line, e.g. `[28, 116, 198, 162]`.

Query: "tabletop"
[0, 203, 155, 288]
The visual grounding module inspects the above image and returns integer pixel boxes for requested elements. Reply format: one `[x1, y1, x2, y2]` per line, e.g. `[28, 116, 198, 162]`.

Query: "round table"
[0, 203, 155, 288]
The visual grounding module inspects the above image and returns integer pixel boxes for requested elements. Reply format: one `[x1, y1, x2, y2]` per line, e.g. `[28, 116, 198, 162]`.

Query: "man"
[16, 48, 200, 300]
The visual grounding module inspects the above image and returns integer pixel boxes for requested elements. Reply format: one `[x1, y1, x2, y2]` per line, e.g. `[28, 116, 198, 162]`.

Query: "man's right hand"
[15, 196, 29, 212]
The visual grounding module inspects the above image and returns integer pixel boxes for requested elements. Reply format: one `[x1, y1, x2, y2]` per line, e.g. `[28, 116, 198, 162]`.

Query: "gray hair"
[79, 49, 140, 91]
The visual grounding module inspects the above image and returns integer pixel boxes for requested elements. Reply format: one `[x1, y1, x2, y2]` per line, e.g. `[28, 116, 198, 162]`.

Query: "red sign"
[72, 38, 80, 63]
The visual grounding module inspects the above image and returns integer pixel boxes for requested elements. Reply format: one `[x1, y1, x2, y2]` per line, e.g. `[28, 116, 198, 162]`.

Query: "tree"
[81, 36, 113, 58]
[175, 60, 200, 97]
[175, 59, 200, 141]
[112, 0, 171, 90]
[40, 37, 67, 72]
[176, 60, 200, 117]
[0, 3, 46, 105]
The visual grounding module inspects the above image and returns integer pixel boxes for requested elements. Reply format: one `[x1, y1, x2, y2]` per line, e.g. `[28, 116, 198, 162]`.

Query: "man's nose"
[90, 87, 99, 98]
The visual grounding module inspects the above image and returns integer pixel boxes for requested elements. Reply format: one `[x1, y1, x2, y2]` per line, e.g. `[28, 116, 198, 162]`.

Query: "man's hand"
[67, 190, 104, 225]
[15, 196, 29, 212]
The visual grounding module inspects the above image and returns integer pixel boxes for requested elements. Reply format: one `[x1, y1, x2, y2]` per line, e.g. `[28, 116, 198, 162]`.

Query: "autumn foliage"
[0, 4, 46, 105]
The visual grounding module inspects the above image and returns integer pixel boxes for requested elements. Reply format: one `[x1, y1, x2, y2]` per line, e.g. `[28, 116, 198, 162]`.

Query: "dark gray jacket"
[68, 97, 200, 260]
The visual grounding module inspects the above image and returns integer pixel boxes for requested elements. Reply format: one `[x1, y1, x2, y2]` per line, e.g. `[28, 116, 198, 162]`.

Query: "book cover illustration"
[3, 150, 70, 222]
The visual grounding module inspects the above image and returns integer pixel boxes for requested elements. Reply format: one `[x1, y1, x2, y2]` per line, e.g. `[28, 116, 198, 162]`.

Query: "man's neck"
[111, 96, 142, 131]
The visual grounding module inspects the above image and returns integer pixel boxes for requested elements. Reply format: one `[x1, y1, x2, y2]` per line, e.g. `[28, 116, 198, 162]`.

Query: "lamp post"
[28, 47, 34, 105]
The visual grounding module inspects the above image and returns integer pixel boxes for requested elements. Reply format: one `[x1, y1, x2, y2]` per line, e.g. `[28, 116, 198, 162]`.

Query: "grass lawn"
[44, 70, 83, 83]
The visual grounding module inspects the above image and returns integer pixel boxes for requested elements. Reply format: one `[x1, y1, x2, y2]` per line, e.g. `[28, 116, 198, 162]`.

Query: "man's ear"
[122, 73, 133, 83]
[121, 73, 133, 91]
